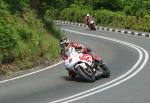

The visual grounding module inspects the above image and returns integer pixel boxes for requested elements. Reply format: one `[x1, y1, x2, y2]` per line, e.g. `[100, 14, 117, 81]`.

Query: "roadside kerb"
[56, 20, 150, 38]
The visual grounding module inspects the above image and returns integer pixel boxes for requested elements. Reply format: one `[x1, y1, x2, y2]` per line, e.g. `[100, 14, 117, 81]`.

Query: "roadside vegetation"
[0, 0, 63, 75]
[43, 0, 150, 32]
[0, 0, 150, 76]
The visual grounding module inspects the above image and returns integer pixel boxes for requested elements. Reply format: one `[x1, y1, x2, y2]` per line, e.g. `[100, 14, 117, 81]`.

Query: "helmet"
[87, 13, 90, 17]
[60, 37, 70, 50]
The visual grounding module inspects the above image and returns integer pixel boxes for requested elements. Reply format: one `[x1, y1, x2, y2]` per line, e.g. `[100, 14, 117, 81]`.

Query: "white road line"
[0, 61, 63, 84]
[50, 29, 149, 103]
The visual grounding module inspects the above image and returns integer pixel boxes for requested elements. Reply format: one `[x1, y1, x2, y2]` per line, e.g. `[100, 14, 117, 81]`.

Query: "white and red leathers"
[61, 41, 102, 78]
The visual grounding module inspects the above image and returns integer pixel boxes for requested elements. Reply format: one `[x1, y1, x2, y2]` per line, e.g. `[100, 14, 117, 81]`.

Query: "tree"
[123, 0, 149, 17]
[92, 0, 123, 11]
[144, 0, 150, 14]
[6, 0, 30, 13]
[31, 0, 40, 9]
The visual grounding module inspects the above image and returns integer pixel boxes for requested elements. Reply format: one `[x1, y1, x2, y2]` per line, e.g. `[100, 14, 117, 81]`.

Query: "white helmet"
[87, 13, 90, 16]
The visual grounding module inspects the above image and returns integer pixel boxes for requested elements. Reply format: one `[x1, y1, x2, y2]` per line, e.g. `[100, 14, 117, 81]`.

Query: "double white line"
[50, 29, 149, 103]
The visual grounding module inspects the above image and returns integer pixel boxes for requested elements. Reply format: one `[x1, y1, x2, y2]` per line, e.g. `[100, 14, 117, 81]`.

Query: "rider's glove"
[83, 48, 91, 53]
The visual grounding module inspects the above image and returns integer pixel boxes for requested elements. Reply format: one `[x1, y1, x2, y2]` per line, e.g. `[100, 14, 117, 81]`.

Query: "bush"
[58, 6, 150, 32]
[43, 16, 63, 39]
[0, 1, 62, 75]
[94, 9, 115, 25]
[59, 5, 92, 22]
[45, 9, 60, 19]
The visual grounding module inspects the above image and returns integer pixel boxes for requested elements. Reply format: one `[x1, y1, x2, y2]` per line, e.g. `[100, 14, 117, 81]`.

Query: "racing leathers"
[61, 41, 106, 78]
[84, 16, 94, 27]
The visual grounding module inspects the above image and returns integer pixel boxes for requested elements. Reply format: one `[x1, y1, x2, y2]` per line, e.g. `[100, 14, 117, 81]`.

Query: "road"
[0, 23, 149, 103]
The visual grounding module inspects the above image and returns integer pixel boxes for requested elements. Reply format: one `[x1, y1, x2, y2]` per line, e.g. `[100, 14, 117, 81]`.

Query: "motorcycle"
[87, 18, 96, 30]
[64, 47, 110, 82]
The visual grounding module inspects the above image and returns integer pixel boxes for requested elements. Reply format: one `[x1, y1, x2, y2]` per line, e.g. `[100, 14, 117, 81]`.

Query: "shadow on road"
[60, 76, 97, 83]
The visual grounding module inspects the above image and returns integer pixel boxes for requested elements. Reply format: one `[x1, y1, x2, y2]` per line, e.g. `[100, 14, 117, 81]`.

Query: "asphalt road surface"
[0, 23, 149, 103]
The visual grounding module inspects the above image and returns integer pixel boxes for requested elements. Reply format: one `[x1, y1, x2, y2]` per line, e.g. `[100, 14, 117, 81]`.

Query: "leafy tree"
[6, 0, 30, 13]
[123, 0, 149, 17]
[144, 0, 150, 14]
[38, 0, 72, 10]
[92, 0, 123, 11]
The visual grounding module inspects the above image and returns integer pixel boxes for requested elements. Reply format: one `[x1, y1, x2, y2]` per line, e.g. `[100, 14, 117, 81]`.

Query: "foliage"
[91, 0, 123, 11]
[59, 4, 92, 22]
[0, 0, 62, 75]
[58, 6, 150, 32]
[43, 16, 63, 39]
[6, 0, 30, 13]
[39, 0, 150, 31]
[1, 0, 150, 75]
[123, 0, 150, 17]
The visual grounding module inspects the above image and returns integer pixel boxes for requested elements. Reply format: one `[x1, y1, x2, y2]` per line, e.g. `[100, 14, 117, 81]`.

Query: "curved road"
[0, 23, 149, 103]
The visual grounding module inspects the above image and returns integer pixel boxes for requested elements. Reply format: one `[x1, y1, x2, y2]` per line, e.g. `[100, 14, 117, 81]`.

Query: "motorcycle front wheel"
[75, 64, 95, 82]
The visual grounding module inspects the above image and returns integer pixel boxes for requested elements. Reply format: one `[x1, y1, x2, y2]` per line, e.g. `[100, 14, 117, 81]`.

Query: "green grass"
[0, 2, 63, 75]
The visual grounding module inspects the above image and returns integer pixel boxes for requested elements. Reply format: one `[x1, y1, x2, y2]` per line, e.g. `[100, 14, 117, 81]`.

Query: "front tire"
[76, 64, 95, 82]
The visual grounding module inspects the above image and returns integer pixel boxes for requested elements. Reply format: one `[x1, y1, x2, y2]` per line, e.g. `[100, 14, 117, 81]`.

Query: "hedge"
[55, 7, 150, 32]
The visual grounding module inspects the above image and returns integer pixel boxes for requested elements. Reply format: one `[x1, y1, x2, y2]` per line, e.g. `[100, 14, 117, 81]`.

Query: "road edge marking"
[0, 61, 63, 84]
[50, 28, 149, 103]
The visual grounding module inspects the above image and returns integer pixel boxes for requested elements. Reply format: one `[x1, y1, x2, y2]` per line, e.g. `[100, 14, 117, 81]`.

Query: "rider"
[84, 13, 94, 27]
[60, 37, 106, 79]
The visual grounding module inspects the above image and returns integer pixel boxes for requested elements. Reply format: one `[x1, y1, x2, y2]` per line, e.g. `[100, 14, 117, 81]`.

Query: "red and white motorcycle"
[64, 47, 109, 82]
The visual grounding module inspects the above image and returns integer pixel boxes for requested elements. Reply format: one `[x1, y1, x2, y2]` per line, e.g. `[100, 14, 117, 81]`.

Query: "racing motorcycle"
[87, 18, 96, 30]
[64, 48, 110, 82]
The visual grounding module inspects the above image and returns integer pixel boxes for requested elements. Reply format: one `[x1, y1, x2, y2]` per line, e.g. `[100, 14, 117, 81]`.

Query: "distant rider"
[84, 13, 94, 27]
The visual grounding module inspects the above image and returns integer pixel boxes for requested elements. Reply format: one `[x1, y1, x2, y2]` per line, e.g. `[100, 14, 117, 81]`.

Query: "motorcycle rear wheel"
[90, 24, 96, 30]
[101, 65, 110, 78]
